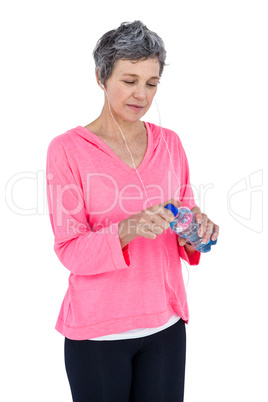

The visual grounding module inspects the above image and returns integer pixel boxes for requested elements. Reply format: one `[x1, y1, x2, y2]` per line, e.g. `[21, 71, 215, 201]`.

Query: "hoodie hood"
[70, 121, 162, 174]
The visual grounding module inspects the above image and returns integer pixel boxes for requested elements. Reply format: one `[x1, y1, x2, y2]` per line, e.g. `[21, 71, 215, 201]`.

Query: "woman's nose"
[133, 85, 146, 100]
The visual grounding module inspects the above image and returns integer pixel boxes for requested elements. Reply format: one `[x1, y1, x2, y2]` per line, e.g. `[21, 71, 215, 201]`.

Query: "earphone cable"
[103, 87, 190, 302]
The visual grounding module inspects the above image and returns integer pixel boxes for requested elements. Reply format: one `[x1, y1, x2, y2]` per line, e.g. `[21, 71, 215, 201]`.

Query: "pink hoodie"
[46, 122, 200, 340]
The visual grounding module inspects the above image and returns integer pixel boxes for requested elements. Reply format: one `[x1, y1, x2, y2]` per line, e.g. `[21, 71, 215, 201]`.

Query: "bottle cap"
[164, 203, 178, 218]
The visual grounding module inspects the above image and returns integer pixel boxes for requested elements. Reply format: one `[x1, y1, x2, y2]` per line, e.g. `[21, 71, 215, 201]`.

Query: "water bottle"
[164, 203, 217, 253]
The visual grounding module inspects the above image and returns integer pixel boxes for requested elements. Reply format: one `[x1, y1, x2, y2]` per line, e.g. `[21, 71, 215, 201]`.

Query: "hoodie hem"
[56, 303, 189, 340]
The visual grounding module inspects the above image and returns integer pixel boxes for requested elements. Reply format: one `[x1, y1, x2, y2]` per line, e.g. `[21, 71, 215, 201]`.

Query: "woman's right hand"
[118, 198, 182, 248]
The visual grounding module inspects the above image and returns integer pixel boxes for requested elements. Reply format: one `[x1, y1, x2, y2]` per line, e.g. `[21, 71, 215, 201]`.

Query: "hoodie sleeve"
[178, 244, 201, 265]
[46, 137, 131, 275]
[176, 135, 201, 266]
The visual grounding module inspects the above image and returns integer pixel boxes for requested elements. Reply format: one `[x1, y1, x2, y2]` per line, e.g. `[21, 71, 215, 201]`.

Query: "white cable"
[104, 87, 153, 204]
[154, 98, 191, 296]
[103, 87, 190, 301]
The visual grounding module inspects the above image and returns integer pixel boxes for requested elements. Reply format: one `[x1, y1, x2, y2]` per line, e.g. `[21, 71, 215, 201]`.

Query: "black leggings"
[64, 319, 186, 402]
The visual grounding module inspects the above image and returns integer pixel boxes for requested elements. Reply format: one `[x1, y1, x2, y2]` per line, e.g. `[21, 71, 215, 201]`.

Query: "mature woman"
[46, 21, 219, 402]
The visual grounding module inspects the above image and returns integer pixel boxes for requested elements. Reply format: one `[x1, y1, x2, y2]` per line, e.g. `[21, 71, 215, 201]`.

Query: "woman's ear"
[96, 67, 104, 90]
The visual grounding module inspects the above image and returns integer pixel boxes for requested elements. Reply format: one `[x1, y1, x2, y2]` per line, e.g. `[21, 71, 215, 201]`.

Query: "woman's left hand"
[177, 206, 219, 248]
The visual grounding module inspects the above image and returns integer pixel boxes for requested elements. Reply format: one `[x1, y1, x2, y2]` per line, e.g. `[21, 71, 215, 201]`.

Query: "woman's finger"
[211, 224, 219, 241]
[197, 213, 208, 237]
[201, 221, 214, 244]
[137, 218, 157, 239]
[178, 237, 187, 247]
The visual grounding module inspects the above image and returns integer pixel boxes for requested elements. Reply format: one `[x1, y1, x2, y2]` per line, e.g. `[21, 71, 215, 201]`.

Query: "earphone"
[102, 84, 190, 302]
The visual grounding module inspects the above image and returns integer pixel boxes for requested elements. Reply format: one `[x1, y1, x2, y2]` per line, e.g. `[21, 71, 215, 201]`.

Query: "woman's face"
[102, 57, 160, 124]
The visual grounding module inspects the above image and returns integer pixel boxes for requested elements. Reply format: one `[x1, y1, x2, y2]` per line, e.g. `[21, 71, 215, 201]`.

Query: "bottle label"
[179, 212, 193, 230]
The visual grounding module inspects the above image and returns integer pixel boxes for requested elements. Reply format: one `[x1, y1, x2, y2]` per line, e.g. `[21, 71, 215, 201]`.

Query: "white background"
[1, 0, 267, 401]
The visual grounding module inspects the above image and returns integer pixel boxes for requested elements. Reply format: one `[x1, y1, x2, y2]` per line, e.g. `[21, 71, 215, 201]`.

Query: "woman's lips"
[127, 104, 145, 112]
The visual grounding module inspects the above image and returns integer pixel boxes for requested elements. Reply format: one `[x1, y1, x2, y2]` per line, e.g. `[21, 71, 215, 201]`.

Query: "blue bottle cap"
[164, 203, 178, 218]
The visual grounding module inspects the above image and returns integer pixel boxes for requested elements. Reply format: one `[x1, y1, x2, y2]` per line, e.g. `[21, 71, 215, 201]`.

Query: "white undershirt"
[88, 314, 181, 341]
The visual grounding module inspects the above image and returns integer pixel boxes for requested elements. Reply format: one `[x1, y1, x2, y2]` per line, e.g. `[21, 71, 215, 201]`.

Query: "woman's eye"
[123, 81, 158, 87]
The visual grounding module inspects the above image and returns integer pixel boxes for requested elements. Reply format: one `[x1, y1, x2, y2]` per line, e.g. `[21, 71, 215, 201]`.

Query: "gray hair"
[93, 21, 166, 86]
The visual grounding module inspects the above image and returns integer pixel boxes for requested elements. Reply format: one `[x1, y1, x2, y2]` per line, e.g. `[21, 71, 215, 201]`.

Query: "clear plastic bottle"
[164, 203, 217, 253]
